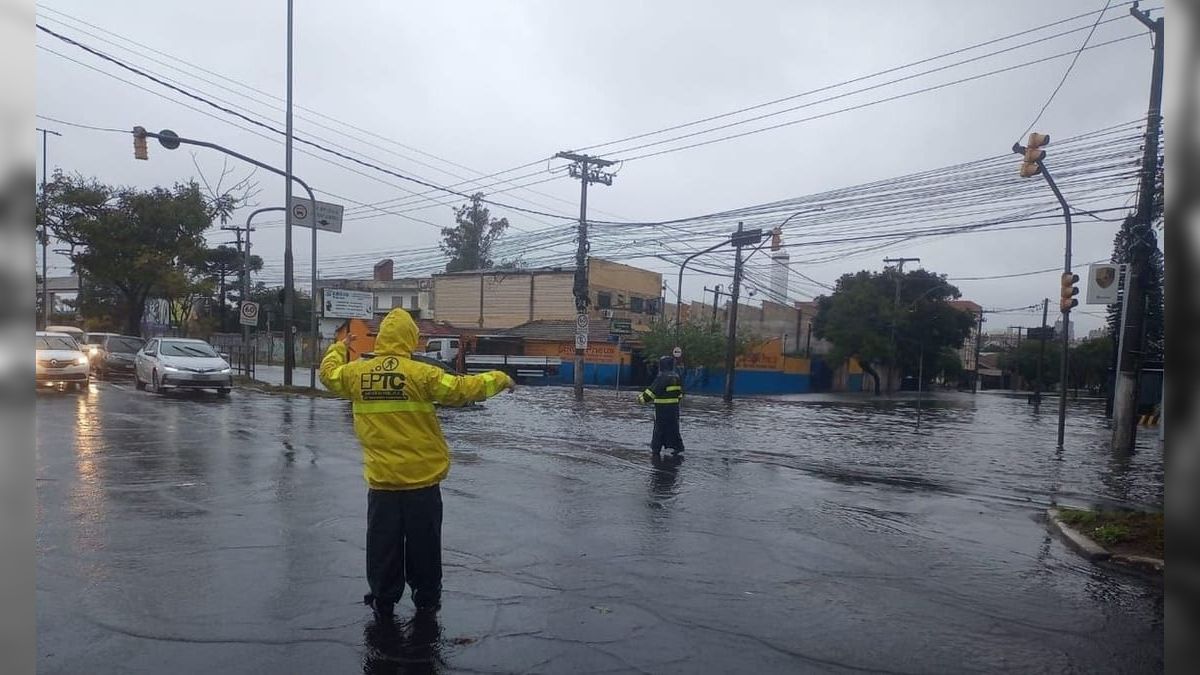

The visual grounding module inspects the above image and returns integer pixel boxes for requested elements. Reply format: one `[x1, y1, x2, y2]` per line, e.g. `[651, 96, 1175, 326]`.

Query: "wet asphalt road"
[36, 379, 1163, 674]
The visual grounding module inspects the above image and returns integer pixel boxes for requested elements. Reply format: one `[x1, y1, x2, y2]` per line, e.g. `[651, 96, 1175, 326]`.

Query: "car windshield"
[109, 338, 144, 354]
[37, 336, 78, 351]
[86, 335, 108, 344]
[160, 341, 219, 358]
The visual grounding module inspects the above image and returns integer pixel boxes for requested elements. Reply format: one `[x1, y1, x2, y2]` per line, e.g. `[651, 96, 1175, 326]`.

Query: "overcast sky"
[34, 0, 1165, 333]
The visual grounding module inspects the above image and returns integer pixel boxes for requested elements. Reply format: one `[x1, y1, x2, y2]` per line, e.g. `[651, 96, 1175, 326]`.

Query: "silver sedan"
[134, 338, 234, 397]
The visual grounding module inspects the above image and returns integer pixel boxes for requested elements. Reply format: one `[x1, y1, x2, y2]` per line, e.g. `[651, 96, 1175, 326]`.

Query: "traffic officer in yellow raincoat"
[638, 355, 685, 454]
[320, 308, 514, 621]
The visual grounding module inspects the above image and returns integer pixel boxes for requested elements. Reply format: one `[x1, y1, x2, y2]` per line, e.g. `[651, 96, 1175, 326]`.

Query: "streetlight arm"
[676, 238, 733, 326]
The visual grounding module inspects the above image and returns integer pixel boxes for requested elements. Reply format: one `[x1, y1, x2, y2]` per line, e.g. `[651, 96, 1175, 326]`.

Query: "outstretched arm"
[429, 369, 514, 407]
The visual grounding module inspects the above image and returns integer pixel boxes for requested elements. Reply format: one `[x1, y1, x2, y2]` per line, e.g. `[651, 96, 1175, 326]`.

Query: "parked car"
[35, 331, 90, 392]
[85, 333, 145, 378]
[135, 337, 233, 396]
[420, 337, 461, 365]
[45, 325, 86, 347]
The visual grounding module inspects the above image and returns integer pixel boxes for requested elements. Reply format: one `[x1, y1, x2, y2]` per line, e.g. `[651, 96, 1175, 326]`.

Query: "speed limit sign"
[239, 301, 260, 327]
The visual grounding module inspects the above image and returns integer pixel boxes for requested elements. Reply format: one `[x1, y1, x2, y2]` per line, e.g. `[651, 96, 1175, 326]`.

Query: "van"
[421, 338, 460, 365]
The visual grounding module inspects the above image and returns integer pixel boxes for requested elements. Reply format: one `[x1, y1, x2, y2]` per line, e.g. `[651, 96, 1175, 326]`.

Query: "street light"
[132, 127, 318, 387]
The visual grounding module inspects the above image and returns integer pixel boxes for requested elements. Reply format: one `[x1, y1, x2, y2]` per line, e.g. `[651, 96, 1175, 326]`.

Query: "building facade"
[431, 258, 663, 330]
[315, 259, 432, 338]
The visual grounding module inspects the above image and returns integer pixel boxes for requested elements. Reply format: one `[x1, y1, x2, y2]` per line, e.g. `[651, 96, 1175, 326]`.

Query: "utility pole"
[724, 223, 764, 402]
[556, 151, 615, 401]
[37, 127, 61, 330]
[1035, 298, 1049, 404]
[972, 309, 984, 394]
[705, 285, 729, 322]
[1113, 3, 1164, 452]
[883, 257, 920, 392]
[282, 0, 296, 385]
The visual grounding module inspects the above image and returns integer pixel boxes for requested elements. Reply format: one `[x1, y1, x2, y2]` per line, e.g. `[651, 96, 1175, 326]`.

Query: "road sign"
[239, 301, 259, 326]
[1028, 327, 1055, 341]
[610, 318, 632, 334]
[322, 288, 373, 319]
[672, 346, 682, 359]
[575, 333, 588, 350]
[288, 197, 345, 233]
[575, 313, 589, 331]
[1086, 263, 1122, 305]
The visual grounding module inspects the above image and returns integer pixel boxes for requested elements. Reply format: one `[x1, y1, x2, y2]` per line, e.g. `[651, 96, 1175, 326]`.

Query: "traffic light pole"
[1035, 157, 1073, 449]
[133, 127, 318, 387]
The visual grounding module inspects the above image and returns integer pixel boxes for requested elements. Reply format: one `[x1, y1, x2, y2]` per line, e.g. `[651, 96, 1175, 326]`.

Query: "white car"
[135, 337, 233, 397]
[36, 331, 90, 392]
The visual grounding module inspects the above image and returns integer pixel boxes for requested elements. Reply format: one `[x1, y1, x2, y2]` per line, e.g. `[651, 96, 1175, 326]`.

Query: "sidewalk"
[249, 364, 327, 390]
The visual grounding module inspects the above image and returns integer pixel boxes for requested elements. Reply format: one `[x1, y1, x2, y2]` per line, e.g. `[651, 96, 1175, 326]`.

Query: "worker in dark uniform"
[638, 355, 684, 454]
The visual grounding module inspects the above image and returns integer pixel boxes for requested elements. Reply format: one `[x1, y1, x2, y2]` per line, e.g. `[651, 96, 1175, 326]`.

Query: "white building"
[315, 259, 432, 338]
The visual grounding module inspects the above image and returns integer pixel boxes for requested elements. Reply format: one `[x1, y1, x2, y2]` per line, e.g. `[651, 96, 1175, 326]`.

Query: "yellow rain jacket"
[320, 308, 513, 490]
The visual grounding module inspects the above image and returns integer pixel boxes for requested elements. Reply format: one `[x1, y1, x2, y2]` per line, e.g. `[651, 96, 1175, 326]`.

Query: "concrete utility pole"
[231, 207, 284, 356]
[705, 285, 728, 322]
[972, 309, 985, 394]
[283, 0, 296, 385]
[723, 223, 764, 403]
[883, 257, 920, 392]
[1113, 3, 1164, 452]
[556, 151, 615, 401]
[37, 127, 61, 330]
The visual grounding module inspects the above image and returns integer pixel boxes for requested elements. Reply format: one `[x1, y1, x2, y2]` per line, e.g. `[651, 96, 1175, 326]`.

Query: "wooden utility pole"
[556, 151, 615, 401]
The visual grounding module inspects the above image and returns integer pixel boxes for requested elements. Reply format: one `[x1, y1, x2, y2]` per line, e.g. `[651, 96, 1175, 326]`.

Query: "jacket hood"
[374, 308, 419, 356]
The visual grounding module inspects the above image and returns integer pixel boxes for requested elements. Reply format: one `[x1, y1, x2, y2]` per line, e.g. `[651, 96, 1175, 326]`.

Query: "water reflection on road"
[35, 382, 1163, 674]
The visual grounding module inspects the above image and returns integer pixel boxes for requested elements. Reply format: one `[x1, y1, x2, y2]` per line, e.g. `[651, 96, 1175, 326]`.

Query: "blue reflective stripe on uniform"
[353, 400, 436, 414]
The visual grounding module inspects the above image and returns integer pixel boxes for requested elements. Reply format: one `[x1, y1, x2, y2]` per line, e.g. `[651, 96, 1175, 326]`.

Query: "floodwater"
[36, 380, 1163, 673]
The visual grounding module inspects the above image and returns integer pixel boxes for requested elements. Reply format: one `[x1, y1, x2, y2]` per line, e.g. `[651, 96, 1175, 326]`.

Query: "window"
[160, 341, 218, 358]
[145, 340, 158, 356]
[410, 295, 419, 310]
[630, 297, 645, 313]
[109, 337, 145, 354]
[645, 299, 659, 315]
[449, 340, 460, 349]
[597, 292, 612, 309]
[427, 340, 441, 352]
[37, 336, 77, 351]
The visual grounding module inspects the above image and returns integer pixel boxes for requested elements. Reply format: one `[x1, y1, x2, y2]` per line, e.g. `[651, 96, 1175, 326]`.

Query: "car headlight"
[76, 355, 88, 365]
[163, 365, 182, 372]
[219, 368, 232, 374]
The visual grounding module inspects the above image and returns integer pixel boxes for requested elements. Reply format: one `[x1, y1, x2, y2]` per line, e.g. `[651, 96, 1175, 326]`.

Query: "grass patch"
[233, 376, 343, 399]
[1058, 507, 1163, 559]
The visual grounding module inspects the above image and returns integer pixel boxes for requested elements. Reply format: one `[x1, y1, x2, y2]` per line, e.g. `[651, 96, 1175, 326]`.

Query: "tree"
[41, 173, 212, 335]
[247, 283, 313, 333]
[812, 269, 974, 394]
[203, 245, 263, 331]
[641, 318, 756, 373]
[441, 193, 509, 272]
[1107, 215, 1164, 362]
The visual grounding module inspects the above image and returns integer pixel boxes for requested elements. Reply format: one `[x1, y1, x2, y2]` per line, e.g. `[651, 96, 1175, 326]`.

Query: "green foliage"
[640, 318, 753, 372]
[935, 348, 963, 382]
[1107, 215, 1164, 361]
[812, 268, 974, 391]
[41, 172, 212, 335]
[441, 193, 509, 272]
[247, 283, 313, 333]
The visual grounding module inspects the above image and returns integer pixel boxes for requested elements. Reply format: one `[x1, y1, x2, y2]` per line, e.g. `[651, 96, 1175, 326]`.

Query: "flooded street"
[36, 382, 1163, 673]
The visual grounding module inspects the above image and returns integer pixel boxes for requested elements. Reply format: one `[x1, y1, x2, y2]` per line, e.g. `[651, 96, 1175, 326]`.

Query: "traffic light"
[1018, 132, 1050, 178]
[1060, 271, 1079, 312]
[133, 126, 148, 160]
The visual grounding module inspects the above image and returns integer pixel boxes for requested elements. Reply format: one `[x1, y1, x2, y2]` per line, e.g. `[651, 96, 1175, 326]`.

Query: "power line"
[575, 2, 1140, 154]
[1017, 0, 1115, 142]
[36, 23, 578, 222]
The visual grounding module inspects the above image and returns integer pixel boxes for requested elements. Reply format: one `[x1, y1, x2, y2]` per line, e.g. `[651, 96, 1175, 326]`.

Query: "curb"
[1047, 509, 1110, 561]
[1046, 509, 1165, 574]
